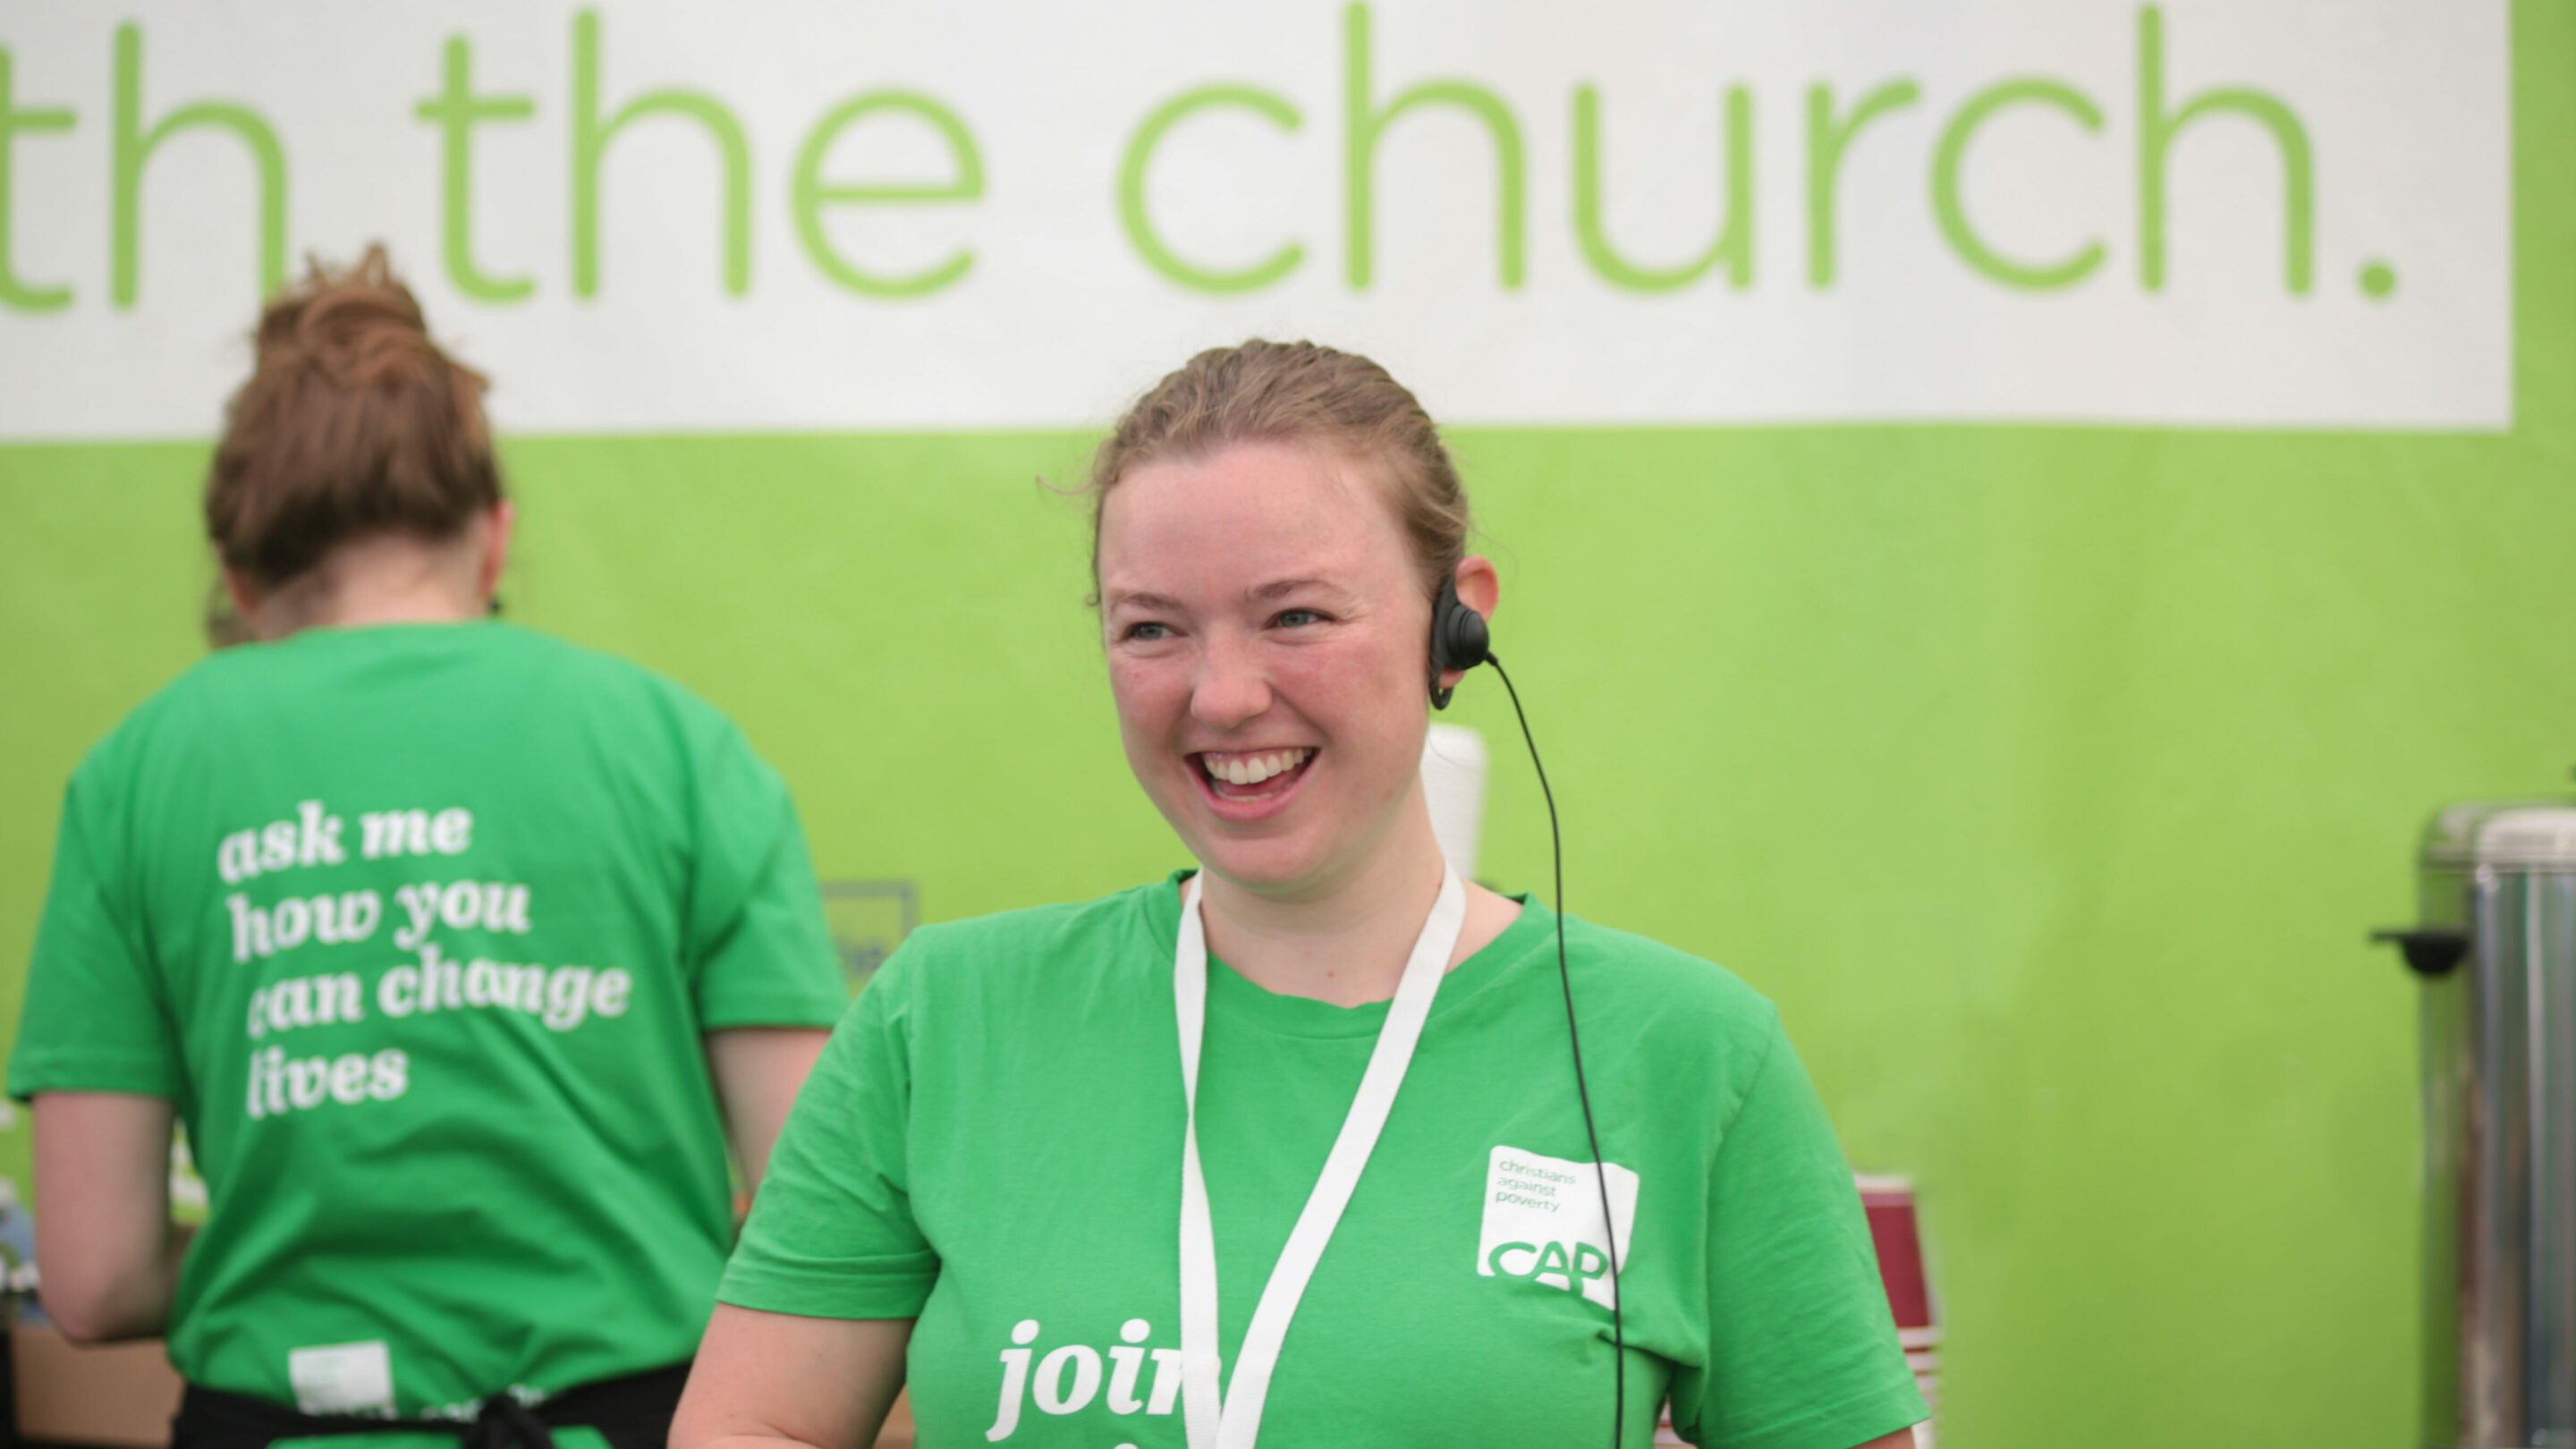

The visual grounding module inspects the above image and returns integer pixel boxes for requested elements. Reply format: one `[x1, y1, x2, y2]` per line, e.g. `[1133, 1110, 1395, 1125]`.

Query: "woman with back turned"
[11, 249, 847, 1446]
[674, 341, 1927, 1449]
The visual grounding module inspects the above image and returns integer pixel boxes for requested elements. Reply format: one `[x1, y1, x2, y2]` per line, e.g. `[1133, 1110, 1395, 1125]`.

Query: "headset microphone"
[1428, 574, 1625, 1449]
[1428, 575, 1491, 710]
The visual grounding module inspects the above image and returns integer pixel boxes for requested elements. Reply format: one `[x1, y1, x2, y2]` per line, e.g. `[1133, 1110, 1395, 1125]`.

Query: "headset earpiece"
[1428, 574, 1491, 710]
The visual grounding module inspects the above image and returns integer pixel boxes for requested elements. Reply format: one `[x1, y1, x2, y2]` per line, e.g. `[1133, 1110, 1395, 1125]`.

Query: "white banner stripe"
[0, 0, 2511, 439]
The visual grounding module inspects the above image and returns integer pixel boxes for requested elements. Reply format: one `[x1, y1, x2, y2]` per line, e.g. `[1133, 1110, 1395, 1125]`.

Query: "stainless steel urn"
[2378, 801, 2576, 1448]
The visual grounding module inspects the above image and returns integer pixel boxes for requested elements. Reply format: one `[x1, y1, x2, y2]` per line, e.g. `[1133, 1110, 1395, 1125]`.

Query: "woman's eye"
[1273, 608, 1326, 629]
[1121, 621, 1172, 642]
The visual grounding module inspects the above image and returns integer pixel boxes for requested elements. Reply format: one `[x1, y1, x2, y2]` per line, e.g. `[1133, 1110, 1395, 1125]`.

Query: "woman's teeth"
[1202, 748, 1314, 786]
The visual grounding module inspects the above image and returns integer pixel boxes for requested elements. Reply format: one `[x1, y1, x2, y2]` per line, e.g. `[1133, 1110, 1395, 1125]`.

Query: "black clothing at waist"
[170, 1362, 688, 1449]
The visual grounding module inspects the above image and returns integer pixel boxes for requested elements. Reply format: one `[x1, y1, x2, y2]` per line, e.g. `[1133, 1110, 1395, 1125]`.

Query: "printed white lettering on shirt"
[213, 801, 475, 886]
[1477, 1145, 1640, 1310]
[1105, 1318, 1156, 1415]
[246, 972, 365, 1038]
[228, 877, 533, 964]
[253, 947, 626, 1038]
[228, 890, 384, 962]
[392, 879, 532, 951]
[216, 802, 639, 1139]
[987, 1318, 1184, 1442]
[214, 801, 531, 976]
[241, 953, 623, 1116]
[359, 806, 473, 860]
[246, 1045, 409, 1119]
[216, 800, 348, 885]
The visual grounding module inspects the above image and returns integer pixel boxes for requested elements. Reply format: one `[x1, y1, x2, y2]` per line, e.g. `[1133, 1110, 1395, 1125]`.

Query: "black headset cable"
[1487, 653, 1624, 1449]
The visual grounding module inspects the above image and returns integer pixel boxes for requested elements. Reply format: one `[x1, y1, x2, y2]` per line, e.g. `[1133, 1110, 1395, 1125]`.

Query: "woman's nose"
[1189, 633, 1272, 729]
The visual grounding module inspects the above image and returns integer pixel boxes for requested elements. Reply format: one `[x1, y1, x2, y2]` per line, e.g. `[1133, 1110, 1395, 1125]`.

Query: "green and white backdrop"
[1, 2, 2565, 1444]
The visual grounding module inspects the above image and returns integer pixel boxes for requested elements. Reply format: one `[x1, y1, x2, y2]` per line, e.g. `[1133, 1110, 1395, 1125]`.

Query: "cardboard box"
[12, 1324, 182, 1448]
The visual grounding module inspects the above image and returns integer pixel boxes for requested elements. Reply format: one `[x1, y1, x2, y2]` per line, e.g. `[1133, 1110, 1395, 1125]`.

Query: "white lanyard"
[1174, 867, 1467, 1449]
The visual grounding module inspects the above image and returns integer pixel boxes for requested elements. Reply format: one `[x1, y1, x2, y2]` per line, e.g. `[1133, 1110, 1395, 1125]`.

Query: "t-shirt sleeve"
[681, 714, 846, 1031]
[1671, 1018, 1927, 1449]
[718, 952, 937, 1318]
[7, 765, 182, 1101]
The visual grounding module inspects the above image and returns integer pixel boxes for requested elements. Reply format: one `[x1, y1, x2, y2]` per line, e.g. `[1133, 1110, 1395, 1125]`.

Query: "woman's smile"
[1191, 746, 1319, 818]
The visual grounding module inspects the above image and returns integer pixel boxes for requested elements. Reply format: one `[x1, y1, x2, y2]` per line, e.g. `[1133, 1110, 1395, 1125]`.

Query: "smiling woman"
[673, 342, 1929, 1449]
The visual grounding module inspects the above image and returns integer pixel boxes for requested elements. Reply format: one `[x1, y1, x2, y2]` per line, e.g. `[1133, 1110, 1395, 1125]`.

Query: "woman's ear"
[220, 560, 265, 636]
[477, 502, 516, 604]
[1454, 554, 1499, 623]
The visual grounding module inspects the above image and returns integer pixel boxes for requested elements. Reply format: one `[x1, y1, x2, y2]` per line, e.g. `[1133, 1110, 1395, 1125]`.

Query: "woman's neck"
[1196, 801, 1517, 1008]
[246, 534, 487, 640]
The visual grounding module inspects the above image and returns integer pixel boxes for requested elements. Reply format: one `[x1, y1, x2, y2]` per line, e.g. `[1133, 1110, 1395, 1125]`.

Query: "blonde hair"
[1087, 340, 1470, 601]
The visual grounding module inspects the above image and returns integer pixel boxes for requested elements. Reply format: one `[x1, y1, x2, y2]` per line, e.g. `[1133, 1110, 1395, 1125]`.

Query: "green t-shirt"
[10, 621, 846, 1420]
[723, 875, 1925, 1449]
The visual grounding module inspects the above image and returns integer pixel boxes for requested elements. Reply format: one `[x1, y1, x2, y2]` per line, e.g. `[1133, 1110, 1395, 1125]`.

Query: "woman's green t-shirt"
[724, 876, 1927, 1449]
[10, 622, 846, 1419]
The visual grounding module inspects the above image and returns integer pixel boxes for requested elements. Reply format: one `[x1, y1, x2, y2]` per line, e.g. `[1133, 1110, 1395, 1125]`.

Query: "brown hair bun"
[206, 244, 502, 589]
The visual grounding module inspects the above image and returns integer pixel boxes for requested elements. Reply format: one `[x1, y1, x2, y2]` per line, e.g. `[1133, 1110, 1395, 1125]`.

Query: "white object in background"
[171, 1131, 208, 1212]
[1421, 724, 1487, 884]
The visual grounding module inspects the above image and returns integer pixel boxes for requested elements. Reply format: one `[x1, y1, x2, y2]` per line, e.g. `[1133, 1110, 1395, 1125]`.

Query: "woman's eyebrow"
[1106, 589, 1185, 613]
[1248, 577, 1352, 602]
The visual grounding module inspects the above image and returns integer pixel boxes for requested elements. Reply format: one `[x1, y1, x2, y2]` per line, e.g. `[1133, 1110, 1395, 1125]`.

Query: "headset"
[1430, 574, 1625, 1449]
